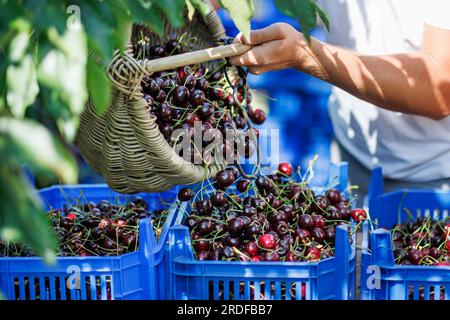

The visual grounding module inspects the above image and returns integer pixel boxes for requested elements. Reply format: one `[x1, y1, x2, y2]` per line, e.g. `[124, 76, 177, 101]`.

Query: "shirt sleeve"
[425, 0, 450, 30]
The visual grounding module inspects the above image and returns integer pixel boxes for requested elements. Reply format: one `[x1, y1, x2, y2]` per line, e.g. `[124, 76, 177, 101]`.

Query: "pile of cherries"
[391, 217, 450, 266]
[134, 37, 265, 164]
[179, 162, 367, 262]
[0, 198, 168, 257]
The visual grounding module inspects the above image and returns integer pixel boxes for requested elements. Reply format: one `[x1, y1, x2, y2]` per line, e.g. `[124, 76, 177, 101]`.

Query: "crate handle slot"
[169, 225, 195, 260]
[328, 162, 348, 192]
[138, 218, 154, 300]
[371, 228, 394, 266]
[335, 223, 350, 300]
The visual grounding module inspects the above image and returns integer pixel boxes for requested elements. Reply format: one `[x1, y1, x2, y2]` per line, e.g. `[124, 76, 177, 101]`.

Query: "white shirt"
[317, 0, 450, 181]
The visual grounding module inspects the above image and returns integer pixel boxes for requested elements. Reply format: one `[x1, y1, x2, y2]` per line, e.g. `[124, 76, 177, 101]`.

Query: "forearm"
[299, 38, 450, 119]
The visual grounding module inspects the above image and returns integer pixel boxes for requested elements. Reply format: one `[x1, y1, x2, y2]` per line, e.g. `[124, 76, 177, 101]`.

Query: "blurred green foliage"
[0, 0, 326, 261]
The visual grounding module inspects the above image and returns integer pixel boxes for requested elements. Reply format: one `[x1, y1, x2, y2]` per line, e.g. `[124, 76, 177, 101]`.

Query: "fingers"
[240, 23, 286, 45]
[229, 40, 284, 66]
[233, 32, 243, 43]
[229, 47, 260, 66]
[229, 23, 293, 74]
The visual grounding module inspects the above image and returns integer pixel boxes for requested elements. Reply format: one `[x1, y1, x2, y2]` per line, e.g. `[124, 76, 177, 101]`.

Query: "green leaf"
[78, 1, 116, 60]
[109, 0, 133, 53]
[186, 0, 212, 19]
[127, 0, 164, 35]
[6, 54, 39, 118]
[8, 30, 29, 62]
[219, 0, 254, 39]
[38, 27, 88, 121]
[87, 50, 111, 115]
[0, 162, 56, 263]
[26, 0, 67, 36]
[0, 118, 78, 184]
[153, 0, 186, 28]
[0, 4, 25, 49]
[275, 0, 328, 41]
[185, 0, 196, 20]
[316, 5, 330, 32]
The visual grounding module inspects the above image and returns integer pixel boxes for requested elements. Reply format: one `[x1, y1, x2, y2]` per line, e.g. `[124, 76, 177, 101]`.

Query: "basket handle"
[141, 43, 252, 73]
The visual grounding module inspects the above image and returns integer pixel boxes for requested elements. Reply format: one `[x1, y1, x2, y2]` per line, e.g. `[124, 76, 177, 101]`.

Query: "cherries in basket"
[179, 162, 367, 262]
[133, 37, 266, 165]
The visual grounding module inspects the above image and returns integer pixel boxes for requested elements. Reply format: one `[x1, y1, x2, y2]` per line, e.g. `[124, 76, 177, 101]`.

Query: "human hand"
[229, 23, 309, 75]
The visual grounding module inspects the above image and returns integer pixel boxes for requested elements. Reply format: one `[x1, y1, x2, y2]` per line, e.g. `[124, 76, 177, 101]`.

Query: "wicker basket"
[75, 2, 248, 194]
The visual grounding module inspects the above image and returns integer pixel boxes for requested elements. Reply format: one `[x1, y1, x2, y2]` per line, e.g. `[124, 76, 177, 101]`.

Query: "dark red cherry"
[155, 90, 167, 103]
[312, 196, 329, 213]
[250, 109, 266, 125]
[150, 45, 166, 57]
[144, 79, 160, 96]
[281, 205, 294, 221]
[197, 219, 213, 235]
[298, 214, 314, 229]
[158, 103, 172, 121]
[234, 115, 246, 129]
[178, 188, 194, 202]
[194, 239, 211, 252]
[163, 78, 176, 92]
[165, 39, 181, 54]
[211, 192, 227, 207]
[326, 189, 341, 205]
[351, 209, 367, 222]
[264, 251, 280, 262]
[173, 86, 189, 105]
[144, 94, 154, 109]
[184, 74, 196, 90]
[258, 233, 276, 249]
[275, 221, 289, 236]
[245, 223, 261, 239]
[244, 241, 259, 256]
[311, 227, 326, 243]
[237, 179, 251, 193]
[158, 122, 173, 139]
[209, 71, 223, 82]
[224, 236, 241, 248]
[199, 102, 214, 119]
[228, 217, 245, 236]
[312, 214, 325, 228]
[340, 207, 352, 220]
[278, 162, 293, 176]
[223, 246, 235, 259]
[325, 226, 336, 242]
[408, 249, 425, 265]
[215, 170, 236, 190]
[295, 228, 311, 243]
[195, 77, 209, 91]
[186, 113, 200, 127]
[178, 66, 192, 82]
[190, 89, 205, 106]
[196, 199, 213, 215]
[242, 205, 257, 217]
[306, 247, 321, 261]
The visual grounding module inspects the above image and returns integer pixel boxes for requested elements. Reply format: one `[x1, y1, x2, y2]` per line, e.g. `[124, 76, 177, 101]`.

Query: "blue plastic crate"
[167, 162, 356, 300]
[361, 168, 450, 300]
[0, 184, 183, 300]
